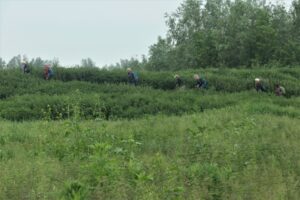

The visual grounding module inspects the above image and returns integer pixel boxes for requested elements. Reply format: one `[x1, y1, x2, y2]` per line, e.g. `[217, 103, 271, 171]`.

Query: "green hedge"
[0, 86, 246, 121]
[1, 67, 299, 98]
[1, 85, 299, 121]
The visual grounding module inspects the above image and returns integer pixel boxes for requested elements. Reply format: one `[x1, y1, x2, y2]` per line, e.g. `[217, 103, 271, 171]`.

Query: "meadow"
[0, 67, 299, 199]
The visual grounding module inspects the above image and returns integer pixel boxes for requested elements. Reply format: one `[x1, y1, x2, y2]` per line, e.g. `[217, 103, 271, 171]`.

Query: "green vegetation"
[146, 0, 300, 69]
[0, 67, 300, 199]
[2, 0, 300, 70]
[1, 66, 300, 94]
[0, 105, 299, 199]
[0, 68, 299, 121]
[0, 0, 300, 198]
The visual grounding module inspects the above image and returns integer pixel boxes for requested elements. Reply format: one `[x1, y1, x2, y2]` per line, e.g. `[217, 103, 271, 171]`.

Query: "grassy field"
[0, 68, 299, 199]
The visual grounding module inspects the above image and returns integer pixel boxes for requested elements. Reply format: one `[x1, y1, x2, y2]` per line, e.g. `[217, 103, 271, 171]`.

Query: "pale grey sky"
[0, 0, 294, 66]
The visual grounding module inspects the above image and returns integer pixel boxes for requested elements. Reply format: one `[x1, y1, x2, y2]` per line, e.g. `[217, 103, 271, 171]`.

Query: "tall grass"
[0, 105, 299, 199]
[0, 67, 299, 199]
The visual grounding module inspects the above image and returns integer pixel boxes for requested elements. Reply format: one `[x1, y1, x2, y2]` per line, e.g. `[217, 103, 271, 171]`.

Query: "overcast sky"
[0, 0, 294, 67]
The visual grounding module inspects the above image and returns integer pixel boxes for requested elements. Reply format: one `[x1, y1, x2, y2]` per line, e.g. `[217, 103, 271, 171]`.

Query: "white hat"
[255, 78, 260, 82]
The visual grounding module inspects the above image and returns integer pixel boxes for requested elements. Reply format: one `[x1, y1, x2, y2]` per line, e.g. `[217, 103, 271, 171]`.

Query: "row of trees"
[0, 55, 147, 71]
[146, 0, 300, 70]
[0, 56, 99, 69]
[0, 55, 60, 69]
[1, 0, 299, 70]
[92, 0, 300, 70]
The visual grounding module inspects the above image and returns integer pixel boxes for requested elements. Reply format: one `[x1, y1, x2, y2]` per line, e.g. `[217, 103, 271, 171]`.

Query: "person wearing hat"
[127, 68, 138, 86]
[174, 74, 183, 88]
[254, 78, 266, 92]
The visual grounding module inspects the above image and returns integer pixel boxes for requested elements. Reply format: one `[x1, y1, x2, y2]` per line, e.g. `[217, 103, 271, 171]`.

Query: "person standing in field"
[254, 78, 266, 92]
[127, 68, 138, 86]
[174, 74, 183, 88]
[44, 64, 49, 80]
[21, 61, 30, 74]
[275, 84, 286, 96]
[194, 74, 208, 89]
[44, 64, 54, 80]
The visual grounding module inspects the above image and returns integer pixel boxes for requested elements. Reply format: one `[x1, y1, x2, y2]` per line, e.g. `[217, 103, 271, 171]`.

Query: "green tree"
[6, 55, 21, 68]
[250, 7, 276, 65]
[146, 0, 299, 69]
[29, 57, 45, 68]
[81, 58, 96, 68]
[119, 57, 140, 70]
[51, 58, 60, 68]
[104, 57, 145, 71]
[165, 0, 202, 45]
[291, 0, 300, 63]
[147, 37, 173, 70]
[0, 58, 6, 68]
[269, 4, 293, 65]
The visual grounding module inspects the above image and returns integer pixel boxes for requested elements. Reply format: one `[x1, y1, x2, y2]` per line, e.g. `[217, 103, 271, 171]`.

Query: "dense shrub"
[0, 88, 238, 121]
[1, 87, 299, 121]
[1, 67, 300, 98]
[0, 67, 299, 121]
[52, 67, 300, 96]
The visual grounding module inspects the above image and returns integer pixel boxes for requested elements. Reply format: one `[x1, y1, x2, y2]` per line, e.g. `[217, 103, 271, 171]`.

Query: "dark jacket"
[196, 78, 207, 89]
[23, 63, 30, 73]
[255, 82, 266, 92]
[176, 77, 183, 87]
[128, 72, 137, 85]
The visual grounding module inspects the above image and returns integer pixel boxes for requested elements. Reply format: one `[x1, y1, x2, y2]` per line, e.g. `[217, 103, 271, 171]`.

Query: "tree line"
[146, 0, 300, 70]
[0, 56, 96, 69]
[1, 0, 299, 70]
